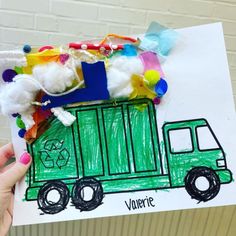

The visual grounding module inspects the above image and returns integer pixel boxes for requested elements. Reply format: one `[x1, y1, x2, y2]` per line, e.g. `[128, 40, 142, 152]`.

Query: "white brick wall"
[0, 0, 235, 147]
[99, 6, 147, 25]
[0, 1, 236, 235]
[51, 0, 98, 20]
[213, 2, 236, 21]
[0, 11, 34, 29]
[1, 0, 49, 13]
[35, 15, 58, 32]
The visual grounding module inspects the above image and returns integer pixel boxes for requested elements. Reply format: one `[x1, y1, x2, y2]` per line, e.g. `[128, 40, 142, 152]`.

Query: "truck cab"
[163, 119, 232, 201]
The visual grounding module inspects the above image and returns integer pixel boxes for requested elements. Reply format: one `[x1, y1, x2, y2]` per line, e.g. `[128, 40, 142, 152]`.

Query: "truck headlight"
[217, 159, 226, 167]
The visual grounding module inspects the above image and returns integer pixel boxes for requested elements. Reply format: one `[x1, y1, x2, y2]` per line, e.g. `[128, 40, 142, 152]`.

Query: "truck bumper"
[216, 169, 233, 184]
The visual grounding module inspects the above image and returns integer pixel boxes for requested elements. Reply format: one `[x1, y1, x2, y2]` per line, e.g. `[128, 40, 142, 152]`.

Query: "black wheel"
[184, 167, 220, 202]
[37, 181, 70, 214]
[72, 178, 103, 211]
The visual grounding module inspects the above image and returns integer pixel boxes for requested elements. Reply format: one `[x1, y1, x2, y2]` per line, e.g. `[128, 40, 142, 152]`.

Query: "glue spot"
[81, 44, 87, 50]
[100, 46, 105, 52]
[153, 97, 161, 105]
[112, 44, 118, 49]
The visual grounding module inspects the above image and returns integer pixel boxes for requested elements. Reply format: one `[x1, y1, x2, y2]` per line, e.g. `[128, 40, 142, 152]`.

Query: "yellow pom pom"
[144, 70, 160, 87]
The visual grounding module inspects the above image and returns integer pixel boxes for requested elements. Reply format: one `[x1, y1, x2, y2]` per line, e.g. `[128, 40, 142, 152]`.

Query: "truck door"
[165, 126, 194, 187]
[163, 119, 226, 187]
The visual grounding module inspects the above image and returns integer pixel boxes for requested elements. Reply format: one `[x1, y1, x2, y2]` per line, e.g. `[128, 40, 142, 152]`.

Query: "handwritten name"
[125, 196, 155, 211]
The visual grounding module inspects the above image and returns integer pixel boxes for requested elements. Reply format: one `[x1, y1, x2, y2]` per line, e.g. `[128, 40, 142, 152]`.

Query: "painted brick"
[169, 0, 214, 17]
[0, 28, 2, 44]
[82, 0, 120, 6]
[35, 15, 58, 32]
[148, 12, 212, 29]
[51, 0, 98, 20]
[108, 24, 130, 35]
[0, 127, 11, 139]
[121, 0, 172, 11]
[225, 36, 236, 51]
[0, 44, 6, 50]
[1, 0, 49, 13]
[57, 18, 107, 37]
[0, 115, 9, 126]
[0, 42, 16, 50]
[232, 55, 236, 66]
[0, 11, 34, 30]
[232, 80, 236, 95]
[215, 0, 236, 4]
[1, 29, 49, 46]
[228, 53, 236, 67]
[147, 12, 176, 28]
[213, 2, 236, 21]
[99, 6, 147, 26]
[129, 26, 147, 35]
[169, 15, 212, 28]
[230, 67, 236, 81]
[48, 33, 82, 45]
[0, 139, 10, 147]
[222, 20, 236, 36]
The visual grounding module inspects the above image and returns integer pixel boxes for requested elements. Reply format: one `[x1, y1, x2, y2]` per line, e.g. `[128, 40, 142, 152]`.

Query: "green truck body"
[26, 99, 232, 214]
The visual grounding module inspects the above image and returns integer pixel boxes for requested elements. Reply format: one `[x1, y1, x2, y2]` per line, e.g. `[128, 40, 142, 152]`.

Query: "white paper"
[11, 23, 236, 226]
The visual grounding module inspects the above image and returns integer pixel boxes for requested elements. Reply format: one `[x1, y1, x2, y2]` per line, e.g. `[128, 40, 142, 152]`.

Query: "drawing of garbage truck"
[26, 98, 232, 214]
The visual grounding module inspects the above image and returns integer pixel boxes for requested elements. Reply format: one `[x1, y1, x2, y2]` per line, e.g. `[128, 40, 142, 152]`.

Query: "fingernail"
[19, 152, 31, 165]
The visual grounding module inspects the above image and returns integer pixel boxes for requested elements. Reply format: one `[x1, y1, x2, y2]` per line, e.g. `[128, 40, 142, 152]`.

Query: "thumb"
[0, 152, 31, 189]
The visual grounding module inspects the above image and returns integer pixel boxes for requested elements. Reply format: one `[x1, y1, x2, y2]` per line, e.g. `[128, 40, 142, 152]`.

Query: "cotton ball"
[107, 68, 133, 98]
[111, 56, 144, 75]
[106, 56, 144, 98]
[21, 108, 36, 130]
[0, 75, 39, 116]
[33, 62, 75, 94]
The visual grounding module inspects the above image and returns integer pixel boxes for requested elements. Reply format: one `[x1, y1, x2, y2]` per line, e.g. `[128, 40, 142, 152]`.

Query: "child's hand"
[0, 143, 31, 236]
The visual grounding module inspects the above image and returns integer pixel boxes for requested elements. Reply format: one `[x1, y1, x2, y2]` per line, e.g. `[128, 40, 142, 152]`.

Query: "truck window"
[196, 126, 219, 150]
[168, 128, 193, 153]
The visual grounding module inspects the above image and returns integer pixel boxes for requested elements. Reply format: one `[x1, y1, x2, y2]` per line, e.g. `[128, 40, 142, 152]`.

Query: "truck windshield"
[196, 126, 220, 150]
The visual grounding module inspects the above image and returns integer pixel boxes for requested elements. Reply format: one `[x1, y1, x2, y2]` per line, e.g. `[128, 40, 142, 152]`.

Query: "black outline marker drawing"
[25, 98, 232, 214]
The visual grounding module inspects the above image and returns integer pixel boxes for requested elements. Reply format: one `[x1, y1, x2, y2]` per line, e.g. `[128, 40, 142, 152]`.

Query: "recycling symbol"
[39, 139, 70, 169]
